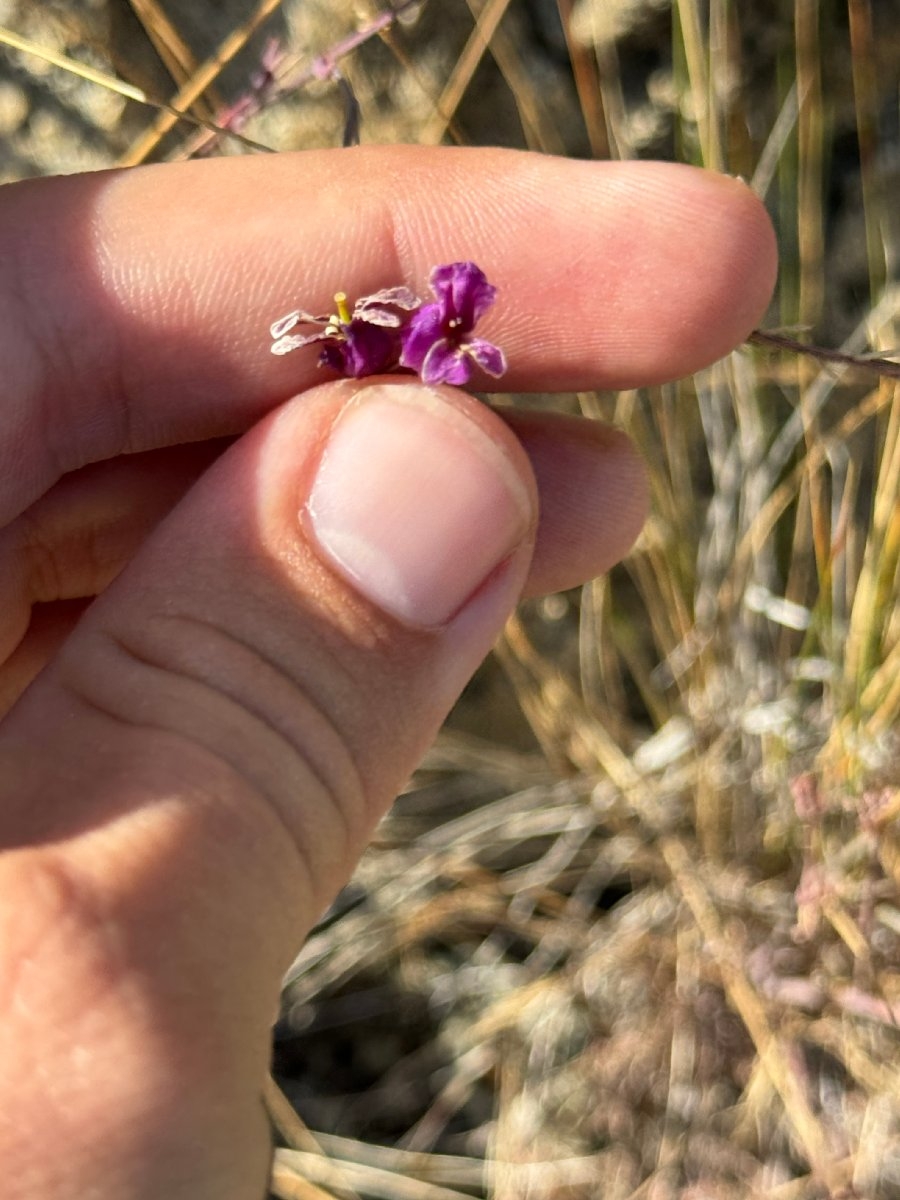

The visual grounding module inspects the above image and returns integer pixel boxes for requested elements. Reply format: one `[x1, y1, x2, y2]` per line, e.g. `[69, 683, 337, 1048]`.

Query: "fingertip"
[571, 163, 779, 385]
[695, 170, 779, 353]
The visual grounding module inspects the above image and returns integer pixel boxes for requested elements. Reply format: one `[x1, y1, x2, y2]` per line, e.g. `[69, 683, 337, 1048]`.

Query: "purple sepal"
[320, 320, 398, 378]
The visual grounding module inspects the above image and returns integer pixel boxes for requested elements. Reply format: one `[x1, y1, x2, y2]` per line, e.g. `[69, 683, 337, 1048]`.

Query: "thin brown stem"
[748, 329, 900, 381]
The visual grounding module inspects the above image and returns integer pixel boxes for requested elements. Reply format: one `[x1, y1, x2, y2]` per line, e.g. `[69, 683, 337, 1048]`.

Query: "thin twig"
[118, 0, 290, 165]
[749, 328, 900, 380]
[0, 25, 272, 155]
[419, 0, 514, 145]
[177, 0, 424, 158]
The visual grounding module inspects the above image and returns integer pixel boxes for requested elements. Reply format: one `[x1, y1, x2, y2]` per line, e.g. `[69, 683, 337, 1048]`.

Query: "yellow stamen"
[334, 291, 352, 325]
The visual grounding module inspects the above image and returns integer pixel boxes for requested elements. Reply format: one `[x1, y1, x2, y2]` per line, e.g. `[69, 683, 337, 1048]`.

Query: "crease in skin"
[16, 497, 126, 607]
[62, 661, 341, 915]
[51, 614, 364, 907]
[0, 562, 30, 665]
[0, 442, 233, 692]
[113, 612, 366, 831]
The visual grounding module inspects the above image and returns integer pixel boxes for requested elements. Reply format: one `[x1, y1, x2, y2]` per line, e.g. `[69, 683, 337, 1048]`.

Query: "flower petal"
[271, 329, 333, 355]
[355, 307, 404, 328]
[269, 308, 329, 338]
[399, 304, 443, 372]
[420, 338, 472, 386]
[465, 337, 507, 378]
[270, 310, 301, 339]
[354, 285, 422, 327]
[355, 286, 421, 312]
[429, 262, 496, 330]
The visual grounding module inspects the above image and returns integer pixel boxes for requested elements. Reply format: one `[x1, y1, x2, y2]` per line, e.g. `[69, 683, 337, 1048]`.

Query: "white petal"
[269, 310, 301, 338]
[271, 331, 330, 355]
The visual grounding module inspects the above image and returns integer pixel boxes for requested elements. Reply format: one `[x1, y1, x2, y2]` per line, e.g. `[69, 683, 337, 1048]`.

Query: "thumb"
[0, 379, 538, 1198]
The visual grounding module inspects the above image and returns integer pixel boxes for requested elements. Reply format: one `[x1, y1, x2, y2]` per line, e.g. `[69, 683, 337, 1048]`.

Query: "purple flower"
[399, 262, 507, 386]
[269, 263, 507, 386]
[270, 285, 420, 378]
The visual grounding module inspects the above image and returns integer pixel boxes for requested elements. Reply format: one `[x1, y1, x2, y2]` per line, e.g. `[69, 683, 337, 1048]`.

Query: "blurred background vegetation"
[2, 1, 900, 1196]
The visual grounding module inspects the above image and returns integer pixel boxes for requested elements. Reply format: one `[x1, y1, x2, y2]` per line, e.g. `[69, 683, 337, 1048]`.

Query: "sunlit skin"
[0, 147, 776, 1199]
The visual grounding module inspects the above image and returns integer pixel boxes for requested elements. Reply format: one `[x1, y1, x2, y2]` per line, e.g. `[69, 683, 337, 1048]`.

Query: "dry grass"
[3, 1, 900, 1196]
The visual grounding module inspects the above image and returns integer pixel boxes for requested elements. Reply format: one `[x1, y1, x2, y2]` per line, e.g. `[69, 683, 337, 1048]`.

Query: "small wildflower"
[399, 262, 507, 386]
[269, 262, 506, 386]
[270, 286, 420, 378]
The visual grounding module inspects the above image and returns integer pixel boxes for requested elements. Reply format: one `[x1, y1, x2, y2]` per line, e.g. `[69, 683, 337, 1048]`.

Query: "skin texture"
[0, 146, 777, 1199]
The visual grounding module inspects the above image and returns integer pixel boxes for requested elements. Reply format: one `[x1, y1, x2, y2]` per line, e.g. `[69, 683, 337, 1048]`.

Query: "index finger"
[0, 146, 776, 521]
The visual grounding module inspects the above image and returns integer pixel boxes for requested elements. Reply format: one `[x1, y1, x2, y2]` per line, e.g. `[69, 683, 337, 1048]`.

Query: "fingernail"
[306, 385, 533, 627]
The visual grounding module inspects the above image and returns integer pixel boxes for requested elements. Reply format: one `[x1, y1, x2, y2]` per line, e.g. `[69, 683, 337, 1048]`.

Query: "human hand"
[0, 147, 775, 1198]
